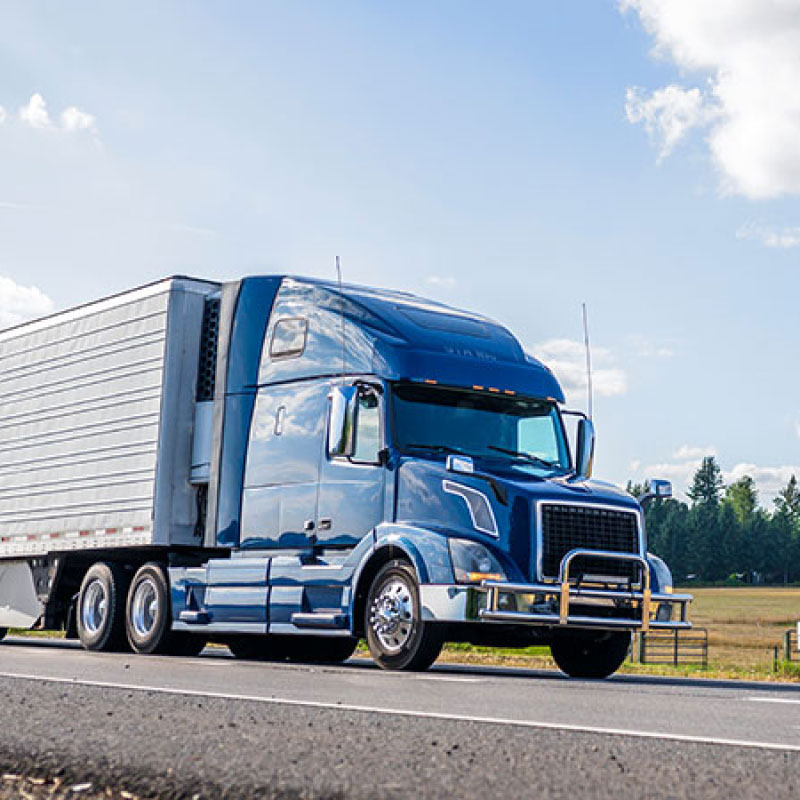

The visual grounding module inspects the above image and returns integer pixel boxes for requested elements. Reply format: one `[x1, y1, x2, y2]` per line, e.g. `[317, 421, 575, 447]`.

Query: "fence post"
[785, 630, 792, 663]
[673, 629, 679, 666]
[638, 631, 646, 663]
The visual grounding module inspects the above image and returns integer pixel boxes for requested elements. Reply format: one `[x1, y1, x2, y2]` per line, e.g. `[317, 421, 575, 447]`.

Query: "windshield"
[391, 383, 571, 474]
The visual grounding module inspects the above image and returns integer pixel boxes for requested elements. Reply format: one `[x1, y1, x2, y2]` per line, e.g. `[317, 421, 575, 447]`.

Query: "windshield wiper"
[486, 445, 561, 470]
[403, 443, 472, 457]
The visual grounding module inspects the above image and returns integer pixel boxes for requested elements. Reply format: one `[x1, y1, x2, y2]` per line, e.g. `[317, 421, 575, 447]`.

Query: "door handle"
[318, 518, 332, 531]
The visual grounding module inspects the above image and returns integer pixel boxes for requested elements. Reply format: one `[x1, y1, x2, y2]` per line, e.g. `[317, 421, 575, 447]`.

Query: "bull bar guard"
[476, 549, 692, 631]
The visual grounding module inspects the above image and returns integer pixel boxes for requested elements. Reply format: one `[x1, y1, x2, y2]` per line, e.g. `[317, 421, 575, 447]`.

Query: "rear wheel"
[550, 630, 631, 679]
[126, 563, 183, 655]
[76, 562, 129, 652]
[365, 560, 443, 671]
[0, 628, 7, 642]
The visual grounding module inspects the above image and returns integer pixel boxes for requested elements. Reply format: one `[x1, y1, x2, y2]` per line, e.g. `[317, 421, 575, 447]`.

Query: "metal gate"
[634, 628, 708, 668]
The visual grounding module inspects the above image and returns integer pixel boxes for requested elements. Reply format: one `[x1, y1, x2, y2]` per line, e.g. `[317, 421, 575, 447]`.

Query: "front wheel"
[550, 630, 631, 679]
[365, 560, 443, 671]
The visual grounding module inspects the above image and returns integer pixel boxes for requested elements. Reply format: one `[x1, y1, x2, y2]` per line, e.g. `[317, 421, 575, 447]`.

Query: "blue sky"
[1, 1, 798, 504]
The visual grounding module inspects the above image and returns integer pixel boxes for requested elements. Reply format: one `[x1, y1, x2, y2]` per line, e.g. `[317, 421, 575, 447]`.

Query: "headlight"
[449, 538, 507, 584]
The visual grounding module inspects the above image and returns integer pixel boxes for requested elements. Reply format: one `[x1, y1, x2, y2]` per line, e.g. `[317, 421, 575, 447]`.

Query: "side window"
[518, 416, 560, 463]
[352, 388, 381, 464]
[269, 318, 308, 359]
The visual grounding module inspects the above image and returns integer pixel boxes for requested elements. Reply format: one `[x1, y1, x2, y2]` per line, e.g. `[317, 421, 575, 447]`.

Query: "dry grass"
[686, 586, 800, 670]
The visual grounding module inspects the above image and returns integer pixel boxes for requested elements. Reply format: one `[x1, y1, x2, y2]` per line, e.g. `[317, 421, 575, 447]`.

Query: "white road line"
[746, 697, 800, 705]
[0, 670, 798, 752]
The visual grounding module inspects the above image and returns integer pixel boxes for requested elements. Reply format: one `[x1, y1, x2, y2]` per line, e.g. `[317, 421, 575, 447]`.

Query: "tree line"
[629, 456, 800, 585]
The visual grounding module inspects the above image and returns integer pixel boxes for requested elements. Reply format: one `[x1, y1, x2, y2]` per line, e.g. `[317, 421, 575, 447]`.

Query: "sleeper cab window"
[269, 317, 308, 359]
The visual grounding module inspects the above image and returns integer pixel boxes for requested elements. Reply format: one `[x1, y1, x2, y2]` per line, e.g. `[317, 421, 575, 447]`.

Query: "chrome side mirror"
[638, 479, 672, 507]
[574, 417, 595, 480]
[328, 385, 358, 457]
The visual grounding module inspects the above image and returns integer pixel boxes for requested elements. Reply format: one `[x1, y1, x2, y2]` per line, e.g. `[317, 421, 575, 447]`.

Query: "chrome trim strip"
[443, 480, 499, 537]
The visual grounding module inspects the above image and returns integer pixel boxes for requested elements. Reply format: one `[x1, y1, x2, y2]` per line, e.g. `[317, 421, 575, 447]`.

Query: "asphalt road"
[0, 637, 799, 799]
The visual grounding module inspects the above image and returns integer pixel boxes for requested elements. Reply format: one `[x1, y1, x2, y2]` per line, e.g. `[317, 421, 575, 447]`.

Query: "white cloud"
[725, 463, 800, 503]
[0, 106, 6, 126]
[629, 334, 676, 358]
[531, 338, 627, 402]
[622, 0, 800, 199]
[425, 276, 457, 288]
[12, 93, 97, 135]
[19, 93, 52, 129]
[736, 221, 800, 249]
[632, 444, 800, 505]
[672, 444, 717, 461]
[60, 106, 96, 133]
[0, 276, 54, 328]
[625, 84, 713, 159]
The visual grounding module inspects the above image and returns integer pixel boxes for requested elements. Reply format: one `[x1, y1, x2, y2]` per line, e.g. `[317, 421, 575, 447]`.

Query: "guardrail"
[632, 628, 708, 668]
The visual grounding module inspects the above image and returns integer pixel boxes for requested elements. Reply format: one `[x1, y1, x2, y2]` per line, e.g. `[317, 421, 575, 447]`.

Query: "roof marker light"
[424, 379, 438, 385]
[488, 387, 500, 393]
[473, 385, 484, 391]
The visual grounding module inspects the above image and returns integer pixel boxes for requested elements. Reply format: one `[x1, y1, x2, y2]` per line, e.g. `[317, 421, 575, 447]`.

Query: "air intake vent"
[540, 503, 640, 581]
[196, 298, 220, 401]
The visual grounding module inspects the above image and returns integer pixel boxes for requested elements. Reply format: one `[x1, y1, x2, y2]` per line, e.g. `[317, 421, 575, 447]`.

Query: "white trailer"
[0, 277, 218, 632]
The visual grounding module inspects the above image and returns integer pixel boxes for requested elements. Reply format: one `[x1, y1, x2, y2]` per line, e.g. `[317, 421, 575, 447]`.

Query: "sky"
[0, 0, 799, 505]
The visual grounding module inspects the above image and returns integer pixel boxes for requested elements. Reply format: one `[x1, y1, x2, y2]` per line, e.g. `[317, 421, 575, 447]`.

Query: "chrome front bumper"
[476, 549, 692, 631]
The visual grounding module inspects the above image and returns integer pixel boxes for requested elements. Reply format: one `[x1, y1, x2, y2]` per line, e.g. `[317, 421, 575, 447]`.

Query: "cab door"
[240, 379, 329, 549]
[315, 382, 386, 548]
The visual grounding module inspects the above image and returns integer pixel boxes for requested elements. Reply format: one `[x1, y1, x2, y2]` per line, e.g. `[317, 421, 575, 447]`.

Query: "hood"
[394, 456, 642, 582]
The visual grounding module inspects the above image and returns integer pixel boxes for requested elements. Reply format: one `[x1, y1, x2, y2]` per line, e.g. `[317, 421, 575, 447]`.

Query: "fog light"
[498, 593, 517, 612]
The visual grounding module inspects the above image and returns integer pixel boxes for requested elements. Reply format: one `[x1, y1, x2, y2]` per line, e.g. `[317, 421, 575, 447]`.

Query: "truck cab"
[171, 275, 690, 677]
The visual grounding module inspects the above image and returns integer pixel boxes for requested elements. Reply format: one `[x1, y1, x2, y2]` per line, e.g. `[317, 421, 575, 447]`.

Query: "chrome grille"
[540, 503, 640, 581]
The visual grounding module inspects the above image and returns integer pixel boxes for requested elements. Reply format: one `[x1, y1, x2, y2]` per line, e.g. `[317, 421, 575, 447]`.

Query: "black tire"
[76, 562, 130, 652]
[365, 560, 443, 671]
[125, 563, 174, 654]
[550, 630, 632, 679]
[0, 627, 7, 642]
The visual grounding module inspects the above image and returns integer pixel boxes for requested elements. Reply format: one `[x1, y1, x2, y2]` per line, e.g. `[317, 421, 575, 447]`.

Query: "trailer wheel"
[365, 560, 443, 671]
[76, 562, 130, 652]
[125, 563, 175, 654]
[549, 630, 631, 679]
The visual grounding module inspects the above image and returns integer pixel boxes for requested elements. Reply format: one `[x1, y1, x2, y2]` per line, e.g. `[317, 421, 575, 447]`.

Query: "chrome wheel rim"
[369, 577, 415, 652]
[131, 577, 159, 638]
[81, 580, 108, 635]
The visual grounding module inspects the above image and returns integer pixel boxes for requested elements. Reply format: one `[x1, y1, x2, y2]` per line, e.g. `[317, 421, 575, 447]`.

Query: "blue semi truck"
[0, 275, 690, 677]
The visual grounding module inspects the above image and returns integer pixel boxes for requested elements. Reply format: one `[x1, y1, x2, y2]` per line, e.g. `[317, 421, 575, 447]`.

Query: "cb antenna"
[336, 256, 346, 384]
[582, 302, 593, 420]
